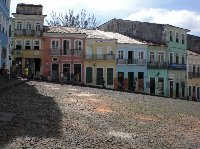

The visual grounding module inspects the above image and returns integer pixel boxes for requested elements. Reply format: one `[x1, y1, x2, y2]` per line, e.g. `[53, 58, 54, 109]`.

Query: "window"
[176, 54, 179, 64]
[25, 40, 31, 49]
[36, 23, 40, 31]
[150, 52, 155, 62]
[158, 52, 164, 63]
[176, 32, 179, 43]
[86, 67, 93, 83]
[107, 68, 113, 85]
[9, 24, 11, 37]
[188, 64, 192, 72]
[17, 22, 22, 30]
[193, 65, 196, 73]
[51, 40, 59, 49]
[16, 40, 23, 49]
[182, 56, 185, 64]
[181, 34, 185, 44]
[170, 31, 173, 42]
[75, 40, 83, 50]
[107, 46, 113, 55]
[169, 53, 174, 63]
[197, 65, 200, 74]
[63, 40, 70, 55]
[118, 50, 123, 59]
[26, 22, 32, 30]
[138, 51, 144, 59]
[34, 40, 40, 50]
[0, 13, 2, 31]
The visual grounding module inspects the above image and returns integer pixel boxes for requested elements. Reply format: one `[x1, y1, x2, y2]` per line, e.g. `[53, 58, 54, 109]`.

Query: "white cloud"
[125, 8, 200, 35]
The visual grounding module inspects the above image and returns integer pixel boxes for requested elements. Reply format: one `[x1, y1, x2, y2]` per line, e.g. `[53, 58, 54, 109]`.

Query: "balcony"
[147, 62, 168, 69]
[168, 63, 186, 70]
[15, 29, 43, 36]
[50, 49, 83, 56]
[85, 54, 115, 60]
[117, 59, 146, 65]
[13, 49, 42, 58]
[50, 49, 62, 56]
[188, 72, 200, 78]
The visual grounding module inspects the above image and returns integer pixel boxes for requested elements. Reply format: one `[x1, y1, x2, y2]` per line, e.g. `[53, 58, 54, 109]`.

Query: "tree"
[46, 9, 100, 29]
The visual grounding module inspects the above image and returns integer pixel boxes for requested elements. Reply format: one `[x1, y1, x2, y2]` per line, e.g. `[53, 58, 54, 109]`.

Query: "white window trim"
[51, 39, 60, 50]
[25, 21, 32, 30]
[33, 40, 41, 50]
[62, 39, 71, 50]
[74, 39, 83, 50]
[138, 51, 145, 60]
[158, 51, 165, 62]
[118, 50, 124, 59]
[149, 51, 156, 62]
[175, 31, 179, 43]
[24, 39, 32, 49]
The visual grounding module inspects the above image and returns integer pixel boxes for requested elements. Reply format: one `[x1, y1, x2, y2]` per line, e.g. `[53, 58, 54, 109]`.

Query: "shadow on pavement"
[0, 82, 62, 147]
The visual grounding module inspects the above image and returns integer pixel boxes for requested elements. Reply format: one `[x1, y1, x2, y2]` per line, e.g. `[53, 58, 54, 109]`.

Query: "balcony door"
[97, 46, 104, 59]
[63, 40, 70, 55]
[86, 45, 93, 59]
[128, 51, 134, 64]
[96, 68, 103, 85]
[51, 40, 60, 55]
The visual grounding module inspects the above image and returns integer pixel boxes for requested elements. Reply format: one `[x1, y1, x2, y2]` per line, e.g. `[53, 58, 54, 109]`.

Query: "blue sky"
[11, 0, 200, 35]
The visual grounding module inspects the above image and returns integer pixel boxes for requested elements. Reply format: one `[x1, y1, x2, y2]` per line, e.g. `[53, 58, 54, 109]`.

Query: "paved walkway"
[0, 77, 27, 94]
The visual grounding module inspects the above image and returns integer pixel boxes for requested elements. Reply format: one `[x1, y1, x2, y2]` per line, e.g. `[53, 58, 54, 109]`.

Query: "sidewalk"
[0, 77, 28, 94]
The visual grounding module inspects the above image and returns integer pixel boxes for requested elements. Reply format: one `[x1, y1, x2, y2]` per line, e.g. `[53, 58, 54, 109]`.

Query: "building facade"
[12, 4, 46, 77]
[84, 30, 116, 88]
[147, 44, 168, 96]
[42, 27, 85, 83]
[165, 26, 189, 98]
[187, 50, 200, 101]
[0, 0, 11, 69]
[99, 19, 190, 98]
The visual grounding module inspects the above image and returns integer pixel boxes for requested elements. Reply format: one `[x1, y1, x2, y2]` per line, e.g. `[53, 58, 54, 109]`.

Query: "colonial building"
[147, 44, 168, 96]
[42, 26, 85, 82]
[83, 30, 116, 89]
[187, 50, 200, 101]
[104, 32, 147, 92]
[99, 19, 190, 98]
[12, 4, 46, 77]
[0, 0, 11, 69]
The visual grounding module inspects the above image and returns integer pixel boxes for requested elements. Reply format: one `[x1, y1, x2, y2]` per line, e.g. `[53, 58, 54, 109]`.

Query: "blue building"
[104, 32, 148, 92]
[0, 0, 11, 69]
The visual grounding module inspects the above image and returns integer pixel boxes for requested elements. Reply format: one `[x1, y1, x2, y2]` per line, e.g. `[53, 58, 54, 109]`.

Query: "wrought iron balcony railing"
[147, 62, 168, 69]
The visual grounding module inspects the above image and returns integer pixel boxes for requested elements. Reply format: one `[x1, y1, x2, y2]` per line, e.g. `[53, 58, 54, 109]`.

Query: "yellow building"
[12, 4, 46, 77]
[82, 30, 117, 89]
[187, 50, 200, 101]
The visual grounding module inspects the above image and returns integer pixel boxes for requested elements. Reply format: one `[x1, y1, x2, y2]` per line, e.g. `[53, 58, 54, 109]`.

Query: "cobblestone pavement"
[0, 81, 200, 149]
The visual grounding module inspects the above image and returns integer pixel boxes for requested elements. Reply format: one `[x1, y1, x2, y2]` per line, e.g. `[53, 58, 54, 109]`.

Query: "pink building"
[42, 27, 86, 83]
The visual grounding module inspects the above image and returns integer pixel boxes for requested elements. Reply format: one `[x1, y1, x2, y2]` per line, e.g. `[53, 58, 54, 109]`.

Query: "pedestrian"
[60, 72, 64, 84]
[102, 78, 105, 88]
[24, 67, 29, 79]
[48, 71, 50, 82]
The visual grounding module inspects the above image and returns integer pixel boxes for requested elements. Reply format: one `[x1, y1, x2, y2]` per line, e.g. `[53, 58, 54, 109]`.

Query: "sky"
[10, 0, 200, 36]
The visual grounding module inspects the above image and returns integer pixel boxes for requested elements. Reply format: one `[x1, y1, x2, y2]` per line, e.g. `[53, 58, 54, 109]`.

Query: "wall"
[99, 19, 165, 44]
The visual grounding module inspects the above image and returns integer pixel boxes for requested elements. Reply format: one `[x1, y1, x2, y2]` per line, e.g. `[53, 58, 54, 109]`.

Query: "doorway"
[34, 58, 40, 74]
[96, 68, 103, 85]
[176, 82, 179, 98]
[150, 78, 155, 94]
[128, 51, 134, 64]
[74, 64, 82, 82]
[128, 72, 134, 91]
[118, 72, 124, 90]
[138, 72, 144, 92]
[170, 81, 173, 98]
[51, 63, 59, 82]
